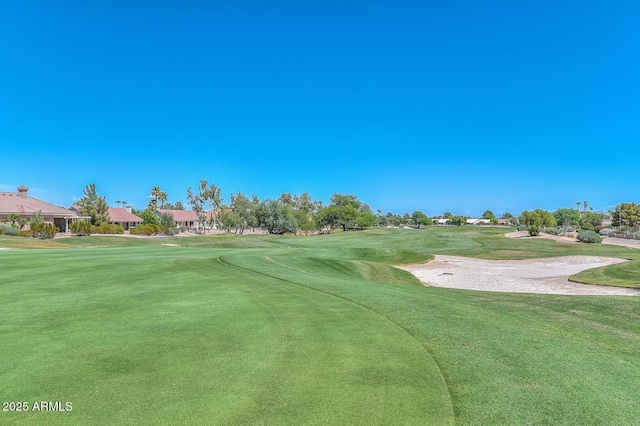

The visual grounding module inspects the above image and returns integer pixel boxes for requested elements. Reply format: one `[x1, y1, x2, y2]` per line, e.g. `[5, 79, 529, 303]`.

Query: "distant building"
[157, 209, 198, 228]
[466, 218, 491, 225]
[0, 186, 78, 232]
[108, 207, 142, 230]
[436, 218, 450, 225]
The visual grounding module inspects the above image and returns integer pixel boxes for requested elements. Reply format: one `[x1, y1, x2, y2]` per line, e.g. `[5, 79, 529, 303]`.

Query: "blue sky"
[1, 1, 637, 217]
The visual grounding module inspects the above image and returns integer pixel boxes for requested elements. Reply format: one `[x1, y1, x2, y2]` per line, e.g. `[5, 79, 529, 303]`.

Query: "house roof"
[466, 218, 491, 224]
[108, 208, 142, 223]
[0, 189, 78, 217]
[158, 209, 198, 222]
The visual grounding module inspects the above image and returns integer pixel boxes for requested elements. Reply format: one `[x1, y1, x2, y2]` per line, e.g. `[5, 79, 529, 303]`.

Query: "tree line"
[72, 183, 640, 236]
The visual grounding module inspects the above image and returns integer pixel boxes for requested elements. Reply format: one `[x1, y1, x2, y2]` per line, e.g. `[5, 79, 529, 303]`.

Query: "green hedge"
[93, 224, 125, 234]
[130, 224, 170, 236]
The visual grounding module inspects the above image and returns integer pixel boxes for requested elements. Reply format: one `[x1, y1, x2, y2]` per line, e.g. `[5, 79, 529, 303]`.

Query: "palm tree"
[157, 192, 168, 209]
[150, 186, 162, 205]
[115, 200, 122, 208]
[576, 201, 581, 212]
[583, 201, 588, 213]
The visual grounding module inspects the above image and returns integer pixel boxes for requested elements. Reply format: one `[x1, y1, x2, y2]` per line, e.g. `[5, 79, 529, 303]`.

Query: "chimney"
[125, 205, 132, 213]
[17, 185, 29, 199]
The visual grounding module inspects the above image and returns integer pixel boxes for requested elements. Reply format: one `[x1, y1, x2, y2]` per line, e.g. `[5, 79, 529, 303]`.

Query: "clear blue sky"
[2, 1, 638, 217]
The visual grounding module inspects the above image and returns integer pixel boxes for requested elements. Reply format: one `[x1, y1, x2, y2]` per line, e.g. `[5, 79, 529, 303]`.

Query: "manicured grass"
[1, 227, 640, 424]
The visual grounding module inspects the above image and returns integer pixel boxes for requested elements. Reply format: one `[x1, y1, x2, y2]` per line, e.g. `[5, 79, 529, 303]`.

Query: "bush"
[0, 224, 19, 236]
[179, 226, 187, 233]
[30, 222, 58, 239]
[169, 227, 180, 236]
[92, 224, 125, 234]
[70, 221, 93, 236]
[599, 228, 615, 236]
[18, 230, 33, 237]
[516, 224, 527, 231]
[577, 230, 602, 244]
[543, 227, 561, 236]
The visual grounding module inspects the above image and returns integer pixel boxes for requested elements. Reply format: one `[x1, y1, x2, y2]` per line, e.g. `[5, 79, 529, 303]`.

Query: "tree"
[317, 205, 357, 232]
[278, 192, 294, 206]
[76, 184, 110, 226]
[481, 210, 496, 220]
[411, 211, 430, 228]
[260, 200, 297, 234]
[7, 213, 25, 229]
[139, 210, 160, 226]
[174, 201, 185, 210]
[552, 208, 580, 227]
[501, 212, 514, 219]
[579, 211, 604, 231]
[293, 209, 315, 235]
[187, 180, 222, 233]
[355, 211, 376, 229]
[520, 209, 556, 236]
[186, 186, 206, 234]
[443, 211, 453, 219]
[450, 216, 467, 226]
[228, 192, 252, 234]
[610, 203, 640, 229]
[158, 211, 175, 227]
[481, 210, 498, 225]
[157, 192, 168, 209]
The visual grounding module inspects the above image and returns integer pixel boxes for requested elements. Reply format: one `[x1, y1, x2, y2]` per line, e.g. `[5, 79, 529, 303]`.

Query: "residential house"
[466, 218, 491, 225]
[436, 218, 450, 225]
[157, 209, 198, 228]
[108, 206, 142, 230]
[0, 186, 78, 232]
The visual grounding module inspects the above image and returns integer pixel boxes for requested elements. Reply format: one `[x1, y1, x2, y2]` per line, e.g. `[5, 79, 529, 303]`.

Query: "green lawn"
[1, 227, 639, 425]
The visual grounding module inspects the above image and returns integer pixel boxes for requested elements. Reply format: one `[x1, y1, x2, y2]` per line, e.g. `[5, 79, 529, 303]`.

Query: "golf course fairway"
[1, 227, 639, 425]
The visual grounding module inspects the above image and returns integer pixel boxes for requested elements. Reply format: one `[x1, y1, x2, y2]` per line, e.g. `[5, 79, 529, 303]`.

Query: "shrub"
[92, 224, 125, 234]
[543, 227, 561, 236]
[169, 227, 180, 236]
[30, 222, 58, 239]
[516, 224, 527, 231]
[131, 225, 156, 236]
[179, 226, 187, 233]
[18, 230, 33, 237]
[577, 230, 602, 244]
[0, 224, 20, 236]
[139, 210, 160, 226]
[599, 228, 615, 236]
[70, 221, 93, 236]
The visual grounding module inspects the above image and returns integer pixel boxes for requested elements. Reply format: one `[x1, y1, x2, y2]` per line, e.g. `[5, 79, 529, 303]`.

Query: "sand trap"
[505, 230, 578, 243]
[398, 255, 639, 296]
[161, 243, 180, 247]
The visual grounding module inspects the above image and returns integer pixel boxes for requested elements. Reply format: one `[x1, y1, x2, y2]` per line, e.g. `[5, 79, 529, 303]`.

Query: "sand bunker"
[398, 255, 639, 296]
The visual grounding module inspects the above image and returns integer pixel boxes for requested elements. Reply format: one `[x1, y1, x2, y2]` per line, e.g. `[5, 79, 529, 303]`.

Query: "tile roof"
[0, 191, 77, 217]
[158, 209, 198, 222]
[108, 208, 142, 223]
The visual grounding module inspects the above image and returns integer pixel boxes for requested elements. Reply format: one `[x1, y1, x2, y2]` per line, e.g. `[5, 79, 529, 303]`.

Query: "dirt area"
[602, 237, 640, 249]
[397, 255, 639, 296]
[505, 230, 640, 250]
[505, 230, 578, 243]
